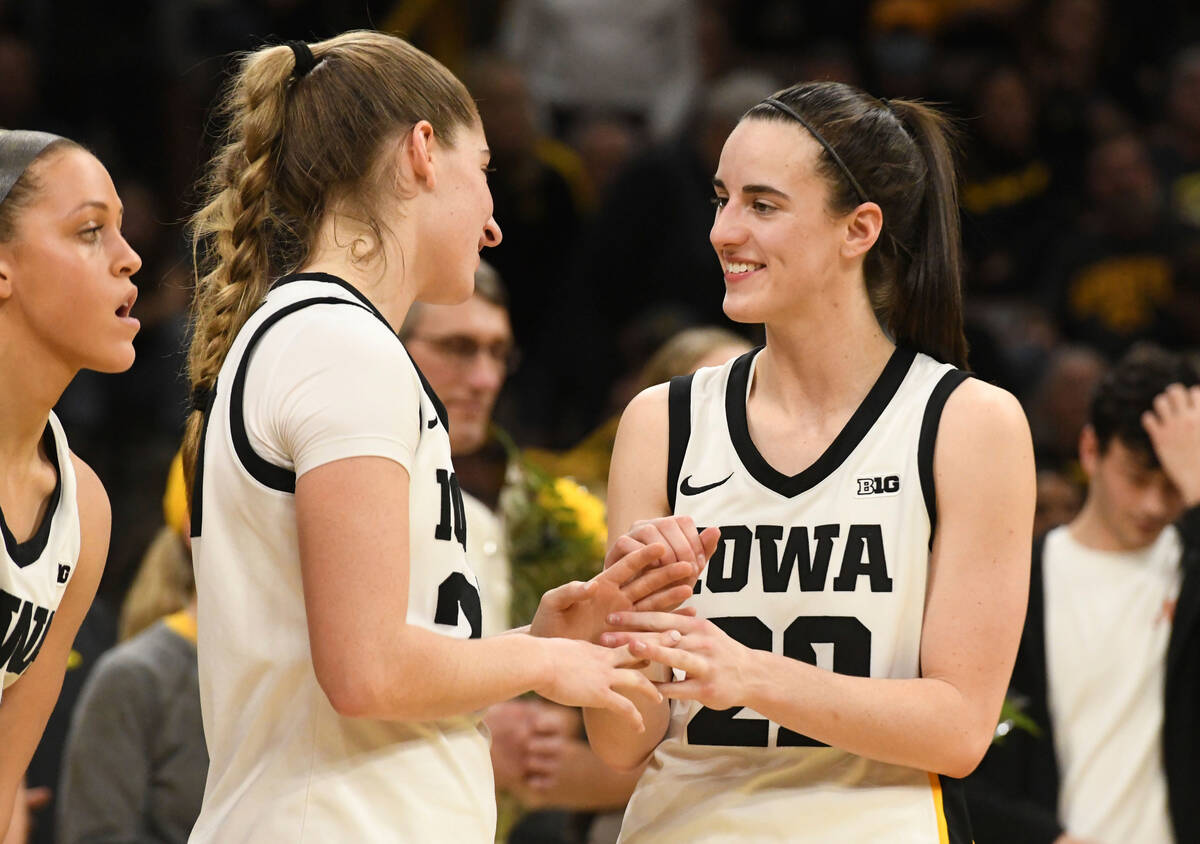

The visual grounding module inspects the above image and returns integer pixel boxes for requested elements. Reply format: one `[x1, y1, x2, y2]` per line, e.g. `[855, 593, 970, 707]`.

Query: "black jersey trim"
[271, 273, 450, 431]
[666, 373, 695, 513]
[0, 423, 62, 567]
[189, 387, 217, 539]
[229, 297, 378, 494]
[725, 346, 917, 498]
[937, 774, 975, 844]
[918, 369, 971, 546]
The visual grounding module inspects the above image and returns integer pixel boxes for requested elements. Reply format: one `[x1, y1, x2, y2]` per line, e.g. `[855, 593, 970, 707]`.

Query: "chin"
[85, 344, 137, 374]
[722, 294, 768, 325]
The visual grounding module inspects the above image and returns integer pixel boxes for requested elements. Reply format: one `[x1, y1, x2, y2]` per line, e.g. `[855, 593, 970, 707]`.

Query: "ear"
[1079, 424, 1100, 478]
[841, 201, 883, 260]
[405, 120, 438, 191]
[0, 250, 13, 301]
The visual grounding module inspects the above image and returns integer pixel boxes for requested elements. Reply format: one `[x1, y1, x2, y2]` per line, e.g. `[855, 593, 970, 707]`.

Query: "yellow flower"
[549, 477, 608, 548]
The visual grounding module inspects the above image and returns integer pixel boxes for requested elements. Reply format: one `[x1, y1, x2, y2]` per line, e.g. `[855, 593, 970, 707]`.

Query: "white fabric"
[462, 492, 511, 638]
[0, 411, 80, 698]
[620, 349, 958, 843]
[1044, 525, 1181, 844]
[190, 276, 493, 843]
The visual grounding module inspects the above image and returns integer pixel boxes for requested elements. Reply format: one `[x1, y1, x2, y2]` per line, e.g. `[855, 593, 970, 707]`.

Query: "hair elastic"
[0, 130, 64, 206]
[287, 41, 318, 78]
[760, 97, 869, 204]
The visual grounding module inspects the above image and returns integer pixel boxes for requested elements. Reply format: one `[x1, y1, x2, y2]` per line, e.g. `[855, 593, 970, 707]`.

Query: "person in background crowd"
[966, 344, 1200, 844]
[57, 453, 206, 844]
[0, 130, 141, 840]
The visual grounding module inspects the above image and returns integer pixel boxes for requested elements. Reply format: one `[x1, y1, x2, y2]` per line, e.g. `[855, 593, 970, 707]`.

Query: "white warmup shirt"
[0, 412, 79, 701]
[620, 346, 974, 843]
[1044, 525, 1182, 844]
[189, 273, 493, 843]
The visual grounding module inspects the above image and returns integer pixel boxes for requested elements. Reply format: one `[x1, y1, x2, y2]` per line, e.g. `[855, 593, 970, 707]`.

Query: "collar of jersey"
[725, 345, 917, 498]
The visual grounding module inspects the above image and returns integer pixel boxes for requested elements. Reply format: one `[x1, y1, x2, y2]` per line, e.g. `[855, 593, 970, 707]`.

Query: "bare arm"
[615, 380, 1036, 777]
[296, 455, 659, 726]
[582, 386, 677, 770]
[0, 457, 108, 838]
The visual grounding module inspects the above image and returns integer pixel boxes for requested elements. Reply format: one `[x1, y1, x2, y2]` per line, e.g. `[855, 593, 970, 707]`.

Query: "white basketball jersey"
[189, 274, 493, 843]
[619, 346, 973, 844]
[0, 412, 79, 700]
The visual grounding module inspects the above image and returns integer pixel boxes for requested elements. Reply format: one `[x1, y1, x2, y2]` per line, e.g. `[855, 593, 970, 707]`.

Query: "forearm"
[325, 627, 551, 721]
[744, 651, 994, 777]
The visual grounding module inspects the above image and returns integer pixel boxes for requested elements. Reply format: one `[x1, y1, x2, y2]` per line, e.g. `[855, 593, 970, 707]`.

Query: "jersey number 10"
[687, 615, 871, 747]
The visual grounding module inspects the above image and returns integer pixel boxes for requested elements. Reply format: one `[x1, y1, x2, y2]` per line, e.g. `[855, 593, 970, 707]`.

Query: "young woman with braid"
[0, 131, 141, 838]
[182, 32, 714, 842]
[586, 82, 1036, 842]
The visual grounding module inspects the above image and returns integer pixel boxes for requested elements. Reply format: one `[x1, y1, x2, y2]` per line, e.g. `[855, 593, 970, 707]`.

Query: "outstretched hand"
[530, 518, 720, 642]
[1144, 383, 1200, 507]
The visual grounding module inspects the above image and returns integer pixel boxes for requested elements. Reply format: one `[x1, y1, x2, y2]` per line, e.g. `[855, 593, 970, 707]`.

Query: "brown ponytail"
[745, 82, 968, 369]
[182, 31, 479, 487]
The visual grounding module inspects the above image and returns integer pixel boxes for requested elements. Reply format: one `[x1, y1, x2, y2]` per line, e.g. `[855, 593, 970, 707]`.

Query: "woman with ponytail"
[0, 131, 141, 838]
[583, 81, 1036, 841]
[183, 32, 711, 842]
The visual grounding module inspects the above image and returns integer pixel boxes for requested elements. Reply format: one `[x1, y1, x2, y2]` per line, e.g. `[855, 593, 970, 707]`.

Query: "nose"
[480, 216, 502, 249]
[113, 232, 142, 277]
[709, 205, 745, 254]
[466, 355, 505, 394]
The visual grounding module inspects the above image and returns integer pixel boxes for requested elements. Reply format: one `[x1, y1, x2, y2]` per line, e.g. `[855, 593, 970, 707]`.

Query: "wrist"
[521, 634, 556, 695]
[740, 646, 777, 713]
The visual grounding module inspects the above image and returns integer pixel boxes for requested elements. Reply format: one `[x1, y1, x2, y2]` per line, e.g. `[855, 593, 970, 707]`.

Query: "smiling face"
[0, 147, 142, 373]
[413, 121, 502, 306]
[709, 119, 859, 325]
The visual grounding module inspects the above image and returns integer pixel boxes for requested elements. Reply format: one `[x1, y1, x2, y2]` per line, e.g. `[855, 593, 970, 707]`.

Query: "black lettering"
[758, 524, 838, 592]
[705, 525, 752, 593]
[434, 469, 468, 550]
[832, 525, 893, 592]
[57, 564, 71, 584]
[0, 600, 52, 675]
[434, 573, 482, 638]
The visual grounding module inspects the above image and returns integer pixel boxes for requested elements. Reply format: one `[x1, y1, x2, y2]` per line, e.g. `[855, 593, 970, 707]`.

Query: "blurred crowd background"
[4, 0, 1200, 840]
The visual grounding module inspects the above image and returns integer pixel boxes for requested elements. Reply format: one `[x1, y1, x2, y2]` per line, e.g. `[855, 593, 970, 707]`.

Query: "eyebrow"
[68, 200, 122, 216]
[711, 178, 790, 201]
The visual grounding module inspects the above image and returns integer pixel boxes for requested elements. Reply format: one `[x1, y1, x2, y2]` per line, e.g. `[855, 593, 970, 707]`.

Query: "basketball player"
[585, 81, 1036, 842]
[0, 131, 142, 838]
[181, 33, 714, 842]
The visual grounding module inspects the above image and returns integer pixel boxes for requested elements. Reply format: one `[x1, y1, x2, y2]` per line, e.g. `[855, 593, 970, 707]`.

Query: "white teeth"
[727, 262, 762, 274]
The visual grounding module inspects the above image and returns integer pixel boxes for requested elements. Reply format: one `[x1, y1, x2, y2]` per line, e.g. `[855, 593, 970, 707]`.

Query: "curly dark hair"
[1090, 344, 1200, 465]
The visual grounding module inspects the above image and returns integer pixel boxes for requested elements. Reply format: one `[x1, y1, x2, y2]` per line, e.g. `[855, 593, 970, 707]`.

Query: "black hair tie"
[189, 386, 216, 415]
[287, 41, 318, 78]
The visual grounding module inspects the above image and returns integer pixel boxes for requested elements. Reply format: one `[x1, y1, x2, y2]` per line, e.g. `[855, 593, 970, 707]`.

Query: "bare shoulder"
[69, 453, 111, 589]
[608, 384, 672, 527]
[938, 377, 1032, 450]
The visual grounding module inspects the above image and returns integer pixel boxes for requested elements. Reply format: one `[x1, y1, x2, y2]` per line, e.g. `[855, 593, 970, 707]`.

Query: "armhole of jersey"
[666, 373, 694, 514]
[189, 390, 216, 539]
[918, 369, 971, 548]
[187, 297, 381, 538]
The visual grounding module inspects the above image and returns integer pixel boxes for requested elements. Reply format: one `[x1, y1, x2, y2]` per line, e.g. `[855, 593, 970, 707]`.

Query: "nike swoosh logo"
[679, 473, 733, 495]
[428, 417, 438, 429]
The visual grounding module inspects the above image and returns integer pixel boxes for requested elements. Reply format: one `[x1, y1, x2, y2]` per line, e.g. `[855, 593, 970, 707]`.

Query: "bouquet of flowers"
[495, 427, 608, 628]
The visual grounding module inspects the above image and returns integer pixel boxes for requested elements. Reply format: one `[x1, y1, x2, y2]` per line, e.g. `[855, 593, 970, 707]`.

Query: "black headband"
[760, 97, 869, 205]
[287, 41, 318, 78]
[0, 130, 64, 206]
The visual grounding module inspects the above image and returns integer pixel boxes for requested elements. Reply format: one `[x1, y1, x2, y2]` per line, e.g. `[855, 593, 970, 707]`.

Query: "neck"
[755, 278, 895, 414]
[0, 316, 73, 469]
[1068, 495, 1158, 553]
[303, 216, 418, 332]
